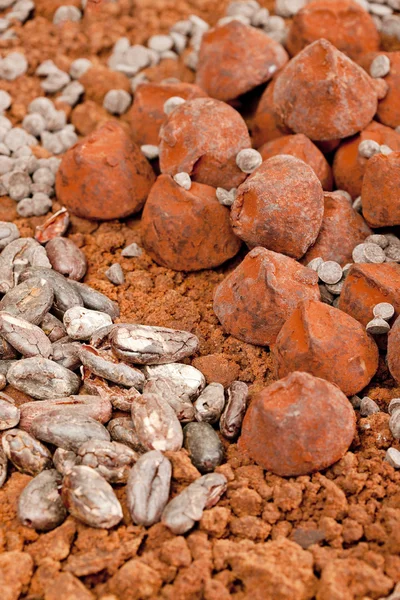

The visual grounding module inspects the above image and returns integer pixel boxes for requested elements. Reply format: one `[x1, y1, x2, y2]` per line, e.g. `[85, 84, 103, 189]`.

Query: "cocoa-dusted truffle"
[286, 0, 379, 61]
[141, 174, 241, 271]
[239, 371, 356, 476]
[362, 152, 400, 227]
[272, 300, 378, 396]
[332, 121, 400, 199]
[55, 121, 155, 220]
[195, 20, 288, 102]
[273, 39, 379, 141]
[251, 79, 290, 148]
[230, 154, 324, 259]
[358, 51, 400, 129]
[213, 247, 320, 346]
[125, 82, 207, 146]
[303, 192, 371, 266]
[259, 133, 333, 190]
[159, 97, 251, 189]
[387, 315, 400, 385]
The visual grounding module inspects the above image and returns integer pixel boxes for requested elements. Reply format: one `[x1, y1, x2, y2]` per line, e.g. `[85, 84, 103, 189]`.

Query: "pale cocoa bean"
[0, 392, 20, 430]
[144, 377, 195, 422]
[18, 469, 67, 531]
[0, 312, 52, 358]
[61, 465, 123, 528]
[2, 428, 52, 475]
[0, 221, 19, 250]
[79, 344, 145, 388]
[19, 266, 83, 317]
[68, 280, 119, 319]
[63, 307, 112, 340]
[53, 447, 80, 475]
[0, 359, 17, 376]
[220, 381, 248, 440]
[77, 439, 138, 483]
[0, 238, 51, 293]
[131, 392, 183, 452]
[31, 412, 110, 451]
[110, 324, 199, 365]
[143, 363, 205, 401]
[194, 383, 225, 424]
[46, 237, 87, 281]
[183, 422, 224, 473]
[127, 450, 171, 526]
[7, 357, 80, 399]
[0, 277, 54, 324]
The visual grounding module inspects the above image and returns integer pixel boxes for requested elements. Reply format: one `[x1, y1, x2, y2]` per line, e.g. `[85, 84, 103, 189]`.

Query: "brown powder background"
[1, 1, 400, 599]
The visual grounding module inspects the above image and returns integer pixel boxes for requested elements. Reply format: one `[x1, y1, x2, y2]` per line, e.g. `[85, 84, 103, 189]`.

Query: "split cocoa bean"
[2, 428, 52, 476]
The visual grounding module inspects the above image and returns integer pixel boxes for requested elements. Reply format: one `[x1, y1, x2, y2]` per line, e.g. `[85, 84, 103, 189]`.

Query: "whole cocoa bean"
[110, 323, 199, 365]
[52, 337, 82, 370]
[220, 381, 248, 440]
[68, 280, 119, 319]
[131, 392, 183, 452]
[77, 439, 138, 483]
[194, 383, 225, 424]
[144, 377, 195, 422]
[107, 417, 145, 453]
[0, 277, 54, 324]
[127, 450, 171, 526]
[7, 357, 80, 399]
[0, 392, 20, 430]
[31, 412, 110, 452]
[18, 469, 67, 531]
[0, 239, 51, 293]
[19, 266, 83, 317]
[63, 307, 112, 340]
[143, 363, 205, 401]
[53, 447, 80, 475]
[0, 312, 52, 358]
[2, 428, 52, 475]
[162, 473, 227, 534]
[79, 344, 145, 388]
[40, 313, 66, 342]
[183, 422, 224, 473]
[61, 465, 123, 528]
[46, 237, 87, 281]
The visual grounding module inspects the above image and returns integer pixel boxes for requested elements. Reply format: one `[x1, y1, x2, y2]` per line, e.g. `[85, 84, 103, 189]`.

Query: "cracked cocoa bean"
[18, 469, 67, 531]
[143, 363, 206, 402]
[144, 377, 195, 422]
[0, 312, 52, 358]
[162, 472, 227, 534]
[183, 422, 224, 473]
[53, 447, 80, 475]
[0, 238, 51, 293]
[131, 392, 183, 452]
[7, 357, 80, 399]
[52, 337, 82, 370]
[89, 324, 114, 349]
[77, 439, 138, 483]
[127, 450, 171, 526]
[220, 380, 248, 440]
[0, 392, 20, 430]
[79, 344, 145, 388]
[61, 465, 123, 528]
[19, 266, 83, 317]
[2, 428, 52, 476]
[68, 280, 119, 319]
[82, 372, 142, 412]
[45, 237, 87, 281]
[194, 383, 225, 424]
[110, 323, 199, 365]
[0, 277, 54, 324]
[64, 306, 113, 340]
[31, 412, 110, 452]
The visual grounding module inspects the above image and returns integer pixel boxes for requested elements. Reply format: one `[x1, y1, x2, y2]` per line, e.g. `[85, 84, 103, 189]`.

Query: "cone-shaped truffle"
[272, 300, 378, 395]
[159, 98, 251, 189]
[286, 0, 379, 61]
[239, 371, 356, 476]
[55, 122, 155, 220]
[361, 152, 400, 227]
[303, 192, 371, 266]
[195, 21, 289, 101]
[141, 174, 241, 271]
[213, 247, 320, 346]
[251, 79, 290, 148]
[273, 39, 379, 141]
[230, 154, 324, 259]
[259, 133, 333, 190]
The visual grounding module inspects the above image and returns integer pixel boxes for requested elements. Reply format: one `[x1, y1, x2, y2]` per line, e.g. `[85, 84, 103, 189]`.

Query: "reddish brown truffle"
[79, 65, 131, 103]
[273, 39, 379, 141]
[339, 263, 400, 326]
[272, 300, 378, 396]
[332, 121, 400, 198]
[361, 152, 400, 227]
[286, 0, 379, 61]
[213, 247, 320, 346]
[125, 82, 207, 146]
[259, 133, 333, 190]
[251, 79, 291, 148]
[159, 97, 251, 189]
[302, 192, 371, 266]
[141, 174, 241, 271]
[238, 371, 356, 476]
[195, 21, 289, 102]
[71, 100, 115, 137]
[358, 51, 400, 128]
[387, 315, 400, 384]
[55, 121, 155, 221]
[230, 154, 324, 259]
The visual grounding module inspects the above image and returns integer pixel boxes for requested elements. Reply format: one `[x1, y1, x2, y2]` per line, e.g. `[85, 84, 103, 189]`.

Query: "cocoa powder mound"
[1, 1, 400, 599]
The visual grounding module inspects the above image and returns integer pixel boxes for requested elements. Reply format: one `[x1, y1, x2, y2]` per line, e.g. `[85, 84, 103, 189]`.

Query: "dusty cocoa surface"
[1, 1, 400, 599]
